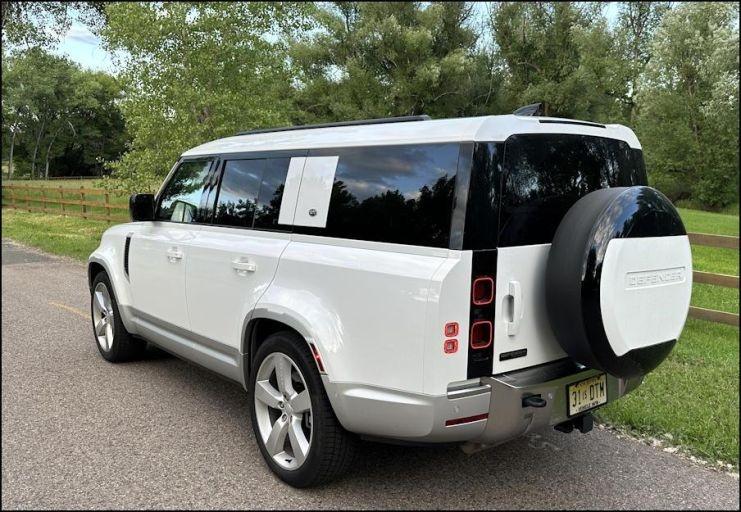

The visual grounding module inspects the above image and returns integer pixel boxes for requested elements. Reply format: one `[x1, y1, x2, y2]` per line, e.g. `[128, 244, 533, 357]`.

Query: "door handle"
[232, 258, 257, 275]
[505, 280, 523, 336]
[166, 247, 183, 262]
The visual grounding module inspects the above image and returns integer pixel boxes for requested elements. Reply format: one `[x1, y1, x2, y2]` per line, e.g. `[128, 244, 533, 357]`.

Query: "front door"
[128, 158, 213, 331]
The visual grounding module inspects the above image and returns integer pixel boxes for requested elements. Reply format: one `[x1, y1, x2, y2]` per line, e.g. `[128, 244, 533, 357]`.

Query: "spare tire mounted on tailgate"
[545, 186, 692, 378]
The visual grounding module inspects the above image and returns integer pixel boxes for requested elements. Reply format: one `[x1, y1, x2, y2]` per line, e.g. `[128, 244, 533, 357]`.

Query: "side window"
[254, 158, 291, 230]
[214, 159, 264, 227]
[156, 160, 212, 223]
[212, 157, 292, 230]
[306, 144, 460, 247]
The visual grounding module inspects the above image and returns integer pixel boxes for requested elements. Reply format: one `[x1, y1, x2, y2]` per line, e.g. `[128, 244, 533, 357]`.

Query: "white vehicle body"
[89, 114, 691, 453]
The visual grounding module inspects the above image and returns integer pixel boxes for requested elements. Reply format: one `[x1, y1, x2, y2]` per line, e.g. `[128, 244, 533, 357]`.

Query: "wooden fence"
[1, 184, 129, 223]
[686, 233, 739, 327]
[1, 183, 739, 326]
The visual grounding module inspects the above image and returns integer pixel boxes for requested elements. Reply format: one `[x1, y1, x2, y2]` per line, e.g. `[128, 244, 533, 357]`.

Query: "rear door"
[492, 133, 648, 373]
[185, 156, 297, 354]
[128, 158, 213, 331]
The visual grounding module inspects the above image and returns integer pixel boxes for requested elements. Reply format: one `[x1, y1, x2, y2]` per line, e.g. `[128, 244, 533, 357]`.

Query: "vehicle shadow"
[134, 351, 657, 509]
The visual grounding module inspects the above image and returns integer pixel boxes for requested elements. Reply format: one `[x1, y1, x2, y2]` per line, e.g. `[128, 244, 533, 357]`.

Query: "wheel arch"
[242, 309, 327, 388]
[87, 260, 108, 291]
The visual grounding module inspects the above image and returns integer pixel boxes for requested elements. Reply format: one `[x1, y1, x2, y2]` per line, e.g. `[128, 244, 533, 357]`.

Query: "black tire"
[545, 186, 686, 378]
[249, 331, 357, 487]
[90, 271, 146, 362]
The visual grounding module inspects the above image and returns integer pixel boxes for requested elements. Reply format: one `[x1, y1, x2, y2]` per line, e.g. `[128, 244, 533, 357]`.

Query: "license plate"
[567, 374, 607, 416]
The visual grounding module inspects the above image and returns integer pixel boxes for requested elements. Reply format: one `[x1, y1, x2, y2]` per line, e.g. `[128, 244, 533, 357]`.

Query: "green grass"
[678, 207, 739, 236]
[598, 319, 739, 464]
[598, 206, 739, 466]
[1, 209, 112, 261]
[1, 202, 738, 466]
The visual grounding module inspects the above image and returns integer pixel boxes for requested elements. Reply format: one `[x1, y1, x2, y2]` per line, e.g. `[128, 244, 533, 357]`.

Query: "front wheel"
[90, 272, 145, 362]
[249, 331, 356, 487]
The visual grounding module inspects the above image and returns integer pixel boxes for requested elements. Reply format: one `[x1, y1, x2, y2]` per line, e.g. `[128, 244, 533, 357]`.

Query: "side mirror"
[129, 193, 155, 222]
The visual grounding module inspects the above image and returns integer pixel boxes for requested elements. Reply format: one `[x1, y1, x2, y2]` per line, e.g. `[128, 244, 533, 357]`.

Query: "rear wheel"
[249, 331, 356, 487]
[90, 272, 145, 362]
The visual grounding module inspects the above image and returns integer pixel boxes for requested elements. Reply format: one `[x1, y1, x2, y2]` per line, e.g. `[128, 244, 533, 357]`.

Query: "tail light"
[470, 320, 492, 349]
[467, 252, 497, 378]
[472, 277, 494, 305]
[443, 339, 458, 354]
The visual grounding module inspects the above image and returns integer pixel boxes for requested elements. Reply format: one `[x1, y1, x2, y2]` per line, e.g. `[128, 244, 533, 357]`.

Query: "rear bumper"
[325, 359, 642, 444]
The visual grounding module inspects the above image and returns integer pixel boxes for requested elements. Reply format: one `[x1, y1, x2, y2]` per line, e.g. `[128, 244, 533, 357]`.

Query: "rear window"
[497, 134, 647, 247]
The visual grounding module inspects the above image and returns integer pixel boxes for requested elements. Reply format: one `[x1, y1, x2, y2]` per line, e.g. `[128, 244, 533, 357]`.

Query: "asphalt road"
[1, 238, 739, 510]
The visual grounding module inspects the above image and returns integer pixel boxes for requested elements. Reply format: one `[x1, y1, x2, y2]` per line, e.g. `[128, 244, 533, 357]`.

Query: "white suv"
[88, 112, 693, 487]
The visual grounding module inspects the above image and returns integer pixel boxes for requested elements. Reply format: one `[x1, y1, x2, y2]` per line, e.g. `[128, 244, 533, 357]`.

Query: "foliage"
[635, 2, 739, 209]
[1, 1, 106, 50]
[290, 2, 504, 122]
[2, 1, 738, 208]
[490, 2, 622, 121]
[1, 48, 128, 178]
[100, 1, 313, 193]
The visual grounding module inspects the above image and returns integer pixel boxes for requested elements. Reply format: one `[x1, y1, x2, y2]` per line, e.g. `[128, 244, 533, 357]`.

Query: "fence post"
[40, 187, 46, 213]
[10, 187, 15, 209]
[59, 186, 65, 215]
[105, 191, 111, 223]
[80, 186, 87, 220]
[26, 185, 30, 212]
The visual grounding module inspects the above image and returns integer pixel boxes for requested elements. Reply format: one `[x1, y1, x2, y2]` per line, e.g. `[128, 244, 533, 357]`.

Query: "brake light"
[472, 276, 494, 305]
[470, 320, 492, 350]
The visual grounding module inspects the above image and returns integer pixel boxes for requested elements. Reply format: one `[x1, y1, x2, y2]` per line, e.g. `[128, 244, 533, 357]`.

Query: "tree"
[290, 2, 503, 123]
[612, 2, 669, 122]
[100, 2, 313, 191]
[1, 48, 128, 178]
[490, 1, 621, 121]
[635, 2, 739, 208]
[1, 1, 106, 50]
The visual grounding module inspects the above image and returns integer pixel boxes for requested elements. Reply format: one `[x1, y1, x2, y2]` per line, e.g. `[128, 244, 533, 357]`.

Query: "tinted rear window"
[213, 157, 292, 231]
[497, 134, 647, 247]
[302, 143, 461, 247]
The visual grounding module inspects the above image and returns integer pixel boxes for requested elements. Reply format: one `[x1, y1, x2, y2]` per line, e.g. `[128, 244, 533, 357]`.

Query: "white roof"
[182, 114, 641, 157]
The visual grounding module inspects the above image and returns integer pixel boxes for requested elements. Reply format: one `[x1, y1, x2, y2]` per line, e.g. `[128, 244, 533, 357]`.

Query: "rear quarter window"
[301, 143, 461, 248]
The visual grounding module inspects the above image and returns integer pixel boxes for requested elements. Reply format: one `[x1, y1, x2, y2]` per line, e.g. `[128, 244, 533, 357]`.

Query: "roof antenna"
[513, 103, 545, 116]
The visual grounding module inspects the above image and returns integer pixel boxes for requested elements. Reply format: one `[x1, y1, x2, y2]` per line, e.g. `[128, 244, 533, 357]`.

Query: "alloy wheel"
[254, 352, 313, 470]
[92, 282, 115, 351]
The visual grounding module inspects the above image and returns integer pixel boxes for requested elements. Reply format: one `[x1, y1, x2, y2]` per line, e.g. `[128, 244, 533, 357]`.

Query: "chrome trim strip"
[447, 383, 492, 400]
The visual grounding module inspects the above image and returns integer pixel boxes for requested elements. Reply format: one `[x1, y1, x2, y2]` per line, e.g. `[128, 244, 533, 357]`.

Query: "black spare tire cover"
[545, 186, 690, 378]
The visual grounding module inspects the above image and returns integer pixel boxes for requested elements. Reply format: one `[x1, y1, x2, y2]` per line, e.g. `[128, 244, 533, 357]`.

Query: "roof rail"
[236, 115, 431, 136]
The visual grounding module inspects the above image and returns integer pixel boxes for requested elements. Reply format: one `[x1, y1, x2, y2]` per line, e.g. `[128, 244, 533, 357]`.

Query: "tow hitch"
[554, 413, 594, 434]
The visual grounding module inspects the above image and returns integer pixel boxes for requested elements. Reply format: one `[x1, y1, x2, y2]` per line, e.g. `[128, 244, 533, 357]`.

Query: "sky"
[54, 22, 116, 73]
[54, 2, 622, 74]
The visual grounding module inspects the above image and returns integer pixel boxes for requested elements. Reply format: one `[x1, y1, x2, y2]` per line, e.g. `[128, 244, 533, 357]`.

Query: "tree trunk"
[31, 119, 46, 179]
[44, 132, 57, 180]
[8, 130, 16, 179]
